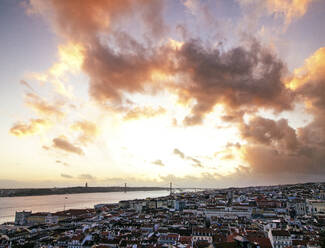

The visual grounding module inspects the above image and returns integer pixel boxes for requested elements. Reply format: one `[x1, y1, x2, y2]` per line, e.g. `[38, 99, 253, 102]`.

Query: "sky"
[1, 0, 325, 188]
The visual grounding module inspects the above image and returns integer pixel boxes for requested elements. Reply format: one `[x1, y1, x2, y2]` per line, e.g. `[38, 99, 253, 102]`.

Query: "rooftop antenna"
[64, 196, 68, 211]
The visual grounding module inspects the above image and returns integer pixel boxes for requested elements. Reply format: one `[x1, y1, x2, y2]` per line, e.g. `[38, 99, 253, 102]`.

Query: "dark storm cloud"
[240, 116, 299, 152]
[174, 39, 294, 125]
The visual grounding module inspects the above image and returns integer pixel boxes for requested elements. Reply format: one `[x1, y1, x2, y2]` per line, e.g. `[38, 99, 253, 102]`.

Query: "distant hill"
[0, 186, 169, 197]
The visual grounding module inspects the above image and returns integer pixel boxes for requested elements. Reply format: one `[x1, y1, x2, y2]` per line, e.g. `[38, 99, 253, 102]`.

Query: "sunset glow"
[1, 0, 325, 188]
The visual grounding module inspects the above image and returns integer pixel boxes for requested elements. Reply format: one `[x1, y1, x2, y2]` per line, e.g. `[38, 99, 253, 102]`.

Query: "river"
[0, 190, 170, 224]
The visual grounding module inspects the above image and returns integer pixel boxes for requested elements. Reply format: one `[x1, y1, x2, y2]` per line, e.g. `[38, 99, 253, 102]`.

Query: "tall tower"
[85, 182, 88, 188]
[124, 183, 127, 193]
[170, 182, 172, 196]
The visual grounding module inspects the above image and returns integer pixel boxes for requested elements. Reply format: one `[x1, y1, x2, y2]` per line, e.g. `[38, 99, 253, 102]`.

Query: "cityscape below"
[0, 181, 325, 247]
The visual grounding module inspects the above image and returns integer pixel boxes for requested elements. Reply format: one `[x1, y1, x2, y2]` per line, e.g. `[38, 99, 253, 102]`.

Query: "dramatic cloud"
[287, 47, 325, 90]
[83, 38, 174, 104]
[27, 0, 167, 42]
[71, 120, 98, 145]
[26, 0, 295, 126]
[25, 0, 170, 103]
[52, 137, 84, 155]
[175, 39, 294, 125]
[240, 116, 299, 152]
[243, 144, 325, 176]
[236, 46, 325, 179]
[10, 0, 323, 187]
[288, 47, 325, 117]
[283, 47, 325, 150]
[10, 118, 51, 137]
[152, 160, 165, 167]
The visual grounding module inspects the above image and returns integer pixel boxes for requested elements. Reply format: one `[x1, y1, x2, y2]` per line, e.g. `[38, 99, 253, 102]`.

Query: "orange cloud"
[221, 154, 234, 160]
[10, 118, 51, 137]
[71, 120, 98, 145]
[50, 42, 85, 77]
[286, 47, 325, 90]
[266, 0, 313, 27]
[26, 42, 84, 98]
[27, 0, 167, 41]
[52, 137, 84, 155]
[124, 106, 166, 121]
[25, 93, 64, 119]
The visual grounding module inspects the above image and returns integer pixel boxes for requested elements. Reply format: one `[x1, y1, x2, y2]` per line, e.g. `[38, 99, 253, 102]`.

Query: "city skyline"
[1, 0, 325, 188]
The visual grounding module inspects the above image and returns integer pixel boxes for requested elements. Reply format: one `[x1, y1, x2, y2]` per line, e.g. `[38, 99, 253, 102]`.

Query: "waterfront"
[0, 190, 169, 224]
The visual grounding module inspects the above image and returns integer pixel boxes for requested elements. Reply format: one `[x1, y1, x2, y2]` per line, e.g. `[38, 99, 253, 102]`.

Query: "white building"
[45, 214, 59, 225]
[288, 200, 306, 216]
[192, 228, 214, 244]
[307, 200, 325, 216]
[205, 206, 252, 218]
[268, 230, 292, 248]
[15, 211, 31, 225]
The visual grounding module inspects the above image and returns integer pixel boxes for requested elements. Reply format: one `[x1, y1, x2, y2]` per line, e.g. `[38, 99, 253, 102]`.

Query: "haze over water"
[0, 190, 169, 224]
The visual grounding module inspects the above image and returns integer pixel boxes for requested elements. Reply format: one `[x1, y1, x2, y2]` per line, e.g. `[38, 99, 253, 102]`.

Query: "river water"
[0, 190, 170, 224]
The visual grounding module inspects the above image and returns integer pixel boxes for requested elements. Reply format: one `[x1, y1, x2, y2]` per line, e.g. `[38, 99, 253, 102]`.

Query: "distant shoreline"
[0, 186, 169, 198]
